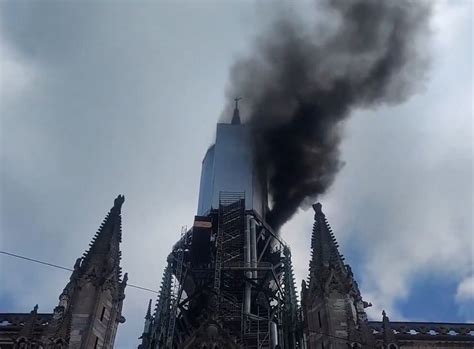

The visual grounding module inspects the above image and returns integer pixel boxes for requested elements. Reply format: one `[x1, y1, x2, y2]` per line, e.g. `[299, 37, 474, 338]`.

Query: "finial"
[234, 96, 242, 109]
[33, 304, 38, 313]
[231, 97, 242, 125]
[382, 309, 390, 322]
[312, 202, 322, 213]
[73, 258, 82, 270]
[113, 195, 125, 211]
[122, 272, 128, 285]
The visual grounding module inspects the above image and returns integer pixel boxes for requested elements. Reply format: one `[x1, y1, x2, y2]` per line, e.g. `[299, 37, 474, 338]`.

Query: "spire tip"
[114, 195, 125, 210]
[312, 202, 322, 213]
[145, 299, 152, 319]
[231, 97, 242, 125]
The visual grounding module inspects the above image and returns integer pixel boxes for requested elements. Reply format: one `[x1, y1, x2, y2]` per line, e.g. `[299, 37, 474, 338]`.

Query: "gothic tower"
[47, 195, 127, 349]
[301, 203, 373, 349]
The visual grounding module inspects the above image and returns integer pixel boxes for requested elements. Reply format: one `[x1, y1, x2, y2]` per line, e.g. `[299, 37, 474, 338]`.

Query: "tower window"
[94, 336, 99, 349]
[100, 306, 106, 321]
[318, 311, 322, 328]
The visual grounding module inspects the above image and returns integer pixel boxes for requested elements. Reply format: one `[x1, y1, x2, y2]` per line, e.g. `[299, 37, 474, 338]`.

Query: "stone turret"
[302, 203, 373, 349]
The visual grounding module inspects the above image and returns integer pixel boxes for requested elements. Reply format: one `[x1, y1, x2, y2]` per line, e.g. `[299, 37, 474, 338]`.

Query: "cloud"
[455, 275, 474, 322]
[456, 276, 474, 303]
[0, 34, 36, 108]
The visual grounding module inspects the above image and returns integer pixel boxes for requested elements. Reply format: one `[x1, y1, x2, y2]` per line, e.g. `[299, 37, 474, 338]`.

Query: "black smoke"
[225, 0, 431, 230]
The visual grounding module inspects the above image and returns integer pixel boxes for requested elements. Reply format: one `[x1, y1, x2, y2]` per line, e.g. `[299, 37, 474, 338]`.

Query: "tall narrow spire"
[303, 203, 374, 349]
[308, 202, 346, 289]
[81, 195, 125, 281]
[65, 195, 127, 348]
[231, 97, 242, 124]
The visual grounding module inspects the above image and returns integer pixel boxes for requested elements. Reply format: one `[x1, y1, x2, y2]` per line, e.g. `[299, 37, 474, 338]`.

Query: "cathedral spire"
[64, 195, 127, 348]
[231, 97, 242, 124]
[308, 202, 346, 289]
[302, 203, 374, 348]
[81, 195, 125, 282]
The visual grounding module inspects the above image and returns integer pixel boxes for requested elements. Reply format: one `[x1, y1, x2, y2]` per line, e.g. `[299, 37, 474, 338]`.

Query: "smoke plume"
[225, 0, 432, 230]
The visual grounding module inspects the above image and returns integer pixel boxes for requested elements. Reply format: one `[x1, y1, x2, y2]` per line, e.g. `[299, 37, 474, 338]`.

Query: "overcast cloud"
[0, 1, 472, 348]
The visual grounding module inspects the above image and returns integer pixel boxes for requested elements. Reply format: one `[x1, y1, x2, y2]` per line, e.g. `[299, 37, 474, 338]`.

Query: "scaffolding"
[146, 191, 300, 348]
[167, 226, 187, 347]
[214, 192, 246, 322]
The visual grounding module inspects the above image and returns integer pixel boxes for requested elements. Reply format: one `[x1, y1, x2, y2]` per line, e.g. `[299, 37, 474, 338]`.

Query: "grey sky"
[0, 1, 472, 348]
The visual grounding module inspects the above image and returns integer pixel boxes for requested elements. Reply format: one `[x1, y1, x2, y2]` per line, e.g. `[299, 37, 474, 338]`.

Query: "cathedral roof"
[0, 312, 53, 342]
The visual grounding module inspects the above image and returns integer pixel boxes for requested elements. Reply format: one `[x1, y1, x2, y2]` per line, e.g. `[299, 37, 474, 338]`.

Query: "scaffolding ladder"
[214, 192, 245, 316]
